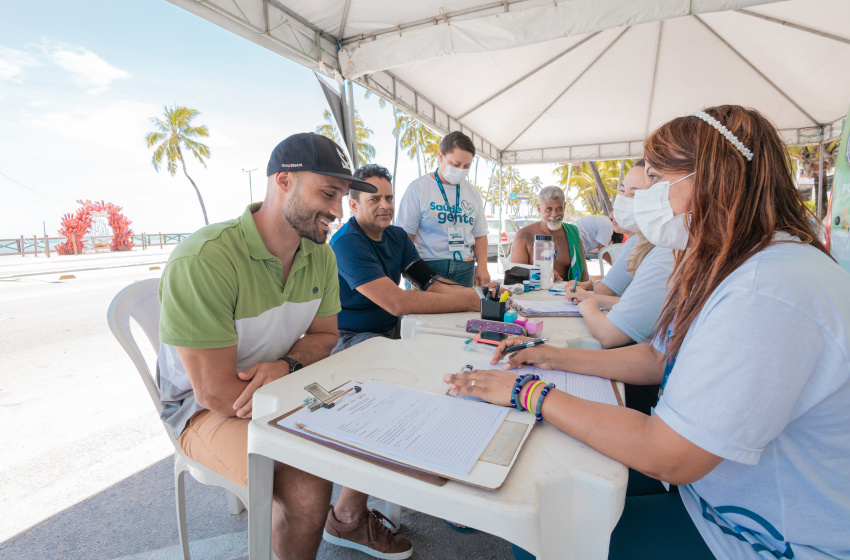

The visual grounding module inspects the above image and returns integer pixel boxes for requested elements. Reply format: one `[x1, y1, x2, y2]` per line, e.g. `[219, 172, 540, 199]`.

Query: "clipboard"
[268, 380, 536, 490]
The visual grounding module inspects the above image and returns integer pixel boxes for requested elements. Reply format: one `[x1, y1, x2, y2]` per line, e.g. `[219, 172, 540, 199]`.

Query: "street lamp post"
[242, 168, 258, 203]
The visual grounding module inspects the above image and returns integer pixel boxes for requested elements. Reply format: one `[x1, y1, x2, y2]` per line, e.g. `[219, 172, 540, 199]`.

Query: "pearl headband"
[689, 110, 754, 161]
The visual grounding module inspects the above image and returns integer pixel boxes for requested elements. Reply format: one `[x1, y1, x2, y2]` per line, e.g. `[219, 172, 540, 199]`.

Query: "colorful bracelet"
[534, 383, 555, 422]
[510, 374, 539, 411]
[524, 380, 545, 412]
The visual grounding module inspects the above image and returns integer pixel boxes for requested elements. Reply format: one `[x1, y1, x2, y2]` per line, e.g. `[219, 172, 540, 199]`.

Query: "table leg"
[248, 452, 275, 560]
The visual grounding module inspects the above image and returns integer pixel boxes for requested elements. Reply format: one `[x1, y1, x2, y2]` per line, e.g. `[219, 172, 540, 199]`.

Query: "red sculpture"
[56, 200, 135, 254]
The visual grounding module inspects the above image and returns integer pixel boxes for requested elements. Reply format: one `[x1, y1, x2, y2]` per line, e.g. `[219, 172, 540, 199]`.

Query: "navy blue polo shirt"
[330, 217, 420, 333]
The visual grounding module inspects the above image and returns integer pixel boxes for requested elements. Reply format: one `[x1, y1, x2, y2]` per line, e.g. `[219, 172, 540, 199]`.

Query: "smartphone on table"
[472, 330, 508, 345]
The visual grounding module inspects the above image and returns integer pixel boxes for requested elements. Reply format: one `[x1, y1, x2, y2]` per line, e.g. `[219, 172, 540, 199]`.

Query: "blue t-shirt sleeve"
[333, 233, 389, 290]
[401, 232, 421, 269]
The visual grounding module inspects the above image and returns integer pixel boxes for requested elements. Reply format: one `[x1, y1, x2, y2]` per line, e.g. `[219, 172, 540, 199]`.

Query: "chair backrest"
[597, 243, 624, 275]
[499, 256, 512, 273]
[106, 278, 165, 416]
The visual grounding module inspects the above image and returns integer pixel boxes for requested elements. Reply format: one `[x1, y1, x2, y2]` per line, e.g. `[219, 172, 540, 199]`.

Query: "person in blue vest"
[446, 105, 850, 560]
[397, 131, 490, 287]
[330, 164, 483, 353]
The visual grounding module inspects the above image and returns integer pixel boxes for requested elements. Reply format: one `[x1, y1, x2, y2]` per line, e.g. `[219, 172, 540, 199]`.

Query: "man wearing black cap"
[157, 133, 411, 559]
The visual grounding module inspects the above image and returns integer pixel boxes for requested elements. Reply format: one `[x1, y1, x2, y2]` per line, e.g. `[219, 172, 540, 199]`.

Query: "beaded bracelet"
[524, 380, 545, 412]
[510, 374, 539, 411]
[535, 383, 555, 422]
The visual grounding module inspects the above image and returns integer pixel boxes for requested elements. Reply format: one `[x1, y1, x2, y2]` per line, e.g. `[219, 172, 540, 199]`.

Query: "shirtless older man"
[509, 186, 588, 282]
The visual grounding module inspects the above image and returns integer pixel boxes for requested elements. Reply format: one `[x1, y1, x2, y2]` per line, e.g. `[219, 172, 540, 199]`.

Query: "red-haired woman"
[446, 106, 850, 560]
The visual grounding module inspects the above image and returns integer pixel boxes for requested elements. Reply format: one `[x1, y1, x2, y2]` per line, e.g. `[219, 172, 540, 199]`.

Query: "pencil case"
[465, 319, 527, 337]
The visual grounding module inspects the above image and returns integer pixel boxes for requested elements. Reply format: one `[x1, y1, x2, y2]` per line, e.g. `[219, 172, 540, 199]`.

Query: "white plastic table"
[400, 289, 603, 349]
[248, 335, 626, 559]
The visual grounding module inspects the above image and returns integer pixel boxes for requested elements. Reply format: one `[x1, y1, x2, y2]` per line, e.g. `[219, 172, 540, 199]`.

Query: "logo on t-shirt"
[429, 200, 476, 226]
[461, 200, 473, 216]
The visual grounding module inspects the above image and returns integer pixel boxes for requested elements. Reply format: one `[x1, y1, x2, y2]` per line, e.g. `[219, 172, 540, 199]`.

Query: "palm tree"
[589, 161, 612, 215]
[528, 176, 543, 217]
[553, 161, 626, 215]
[145, 105, 211, 225]
[788, 142, 839, 219]
[397, 114, 440, 176]
[316, 108, 376, 166]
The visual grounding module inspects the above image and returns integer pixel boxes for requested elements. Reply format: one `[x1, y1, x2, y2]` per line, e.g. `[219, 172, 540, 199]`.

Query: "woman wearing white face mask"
[447, 105, 850, 560]
[566, 161, 677, 354]
[396, 131, 490, 287]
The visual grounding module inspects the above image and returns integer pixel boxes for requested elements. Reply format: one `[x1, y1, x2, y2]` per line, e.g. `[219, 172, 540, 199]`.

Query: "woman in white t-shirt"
[396, 131, 489, 287]
[446, 105, 850, 560]
[566, 161, 677, 349]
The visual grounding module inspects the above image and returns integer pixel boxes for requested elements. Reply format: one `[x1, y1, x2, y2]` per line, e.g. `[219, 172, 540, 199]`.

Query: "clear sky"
[0, 0, 558, 239]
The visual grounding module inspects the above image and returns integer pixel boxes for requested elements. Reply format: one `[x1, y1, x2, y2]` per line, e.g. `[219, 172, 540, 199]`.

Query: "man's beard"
[283, 187, 334, 244]
[545, 218, 563, 231]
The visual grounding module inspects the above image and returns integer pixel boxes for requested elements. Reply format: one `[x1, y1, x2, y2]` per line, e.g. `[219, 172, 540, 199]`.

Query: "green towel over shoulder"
[561, 223, 583, 281]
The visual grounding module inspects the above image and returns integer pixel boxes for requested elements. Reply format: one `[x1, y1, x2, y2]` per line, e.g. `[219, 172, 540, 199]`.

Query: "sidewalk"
[0, 246, 177, 279]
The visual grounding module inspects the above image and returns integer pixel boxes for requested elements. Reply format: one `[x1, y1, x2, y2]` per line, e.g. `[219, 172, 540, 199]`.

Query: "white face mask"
[441, 163, 468, 185]
[612, 194, 639, 233]
[633, 173, 694, 250]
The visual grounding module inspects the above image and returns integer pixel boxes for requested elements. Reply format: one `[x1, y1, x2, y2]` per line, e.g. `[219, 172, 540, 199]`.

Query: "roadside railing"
[0, 233, 192, 257]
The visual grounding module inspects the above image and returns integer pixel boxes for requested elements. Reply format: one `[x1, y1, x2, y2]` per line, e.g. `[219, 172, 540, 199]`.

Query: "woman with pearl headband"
[446, 105, 850, 560]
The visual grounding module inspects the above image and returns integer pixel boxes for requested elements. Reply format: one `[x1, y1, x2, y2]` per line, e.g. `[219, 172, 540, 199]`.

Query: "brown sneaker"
[323, 505, 413, 559]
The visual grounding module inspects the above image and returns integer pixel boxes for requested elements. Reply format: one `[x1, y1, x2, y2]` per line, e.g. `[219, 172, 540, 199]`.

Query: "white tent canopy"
[169, 0, 849, 163]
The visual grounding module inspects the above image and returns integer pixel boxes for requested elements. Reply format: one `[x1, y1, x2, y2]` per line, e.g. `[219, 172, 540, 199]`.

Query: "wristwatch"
[279, 355, 304, 372]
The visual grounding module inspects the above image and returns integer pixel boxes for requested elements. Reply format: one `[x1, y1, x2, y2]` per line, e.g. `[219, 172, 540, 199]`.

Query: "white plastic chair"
[597, 243, 624, 275]
[107, 279, 248, 560]
[498, 256, 512, 275]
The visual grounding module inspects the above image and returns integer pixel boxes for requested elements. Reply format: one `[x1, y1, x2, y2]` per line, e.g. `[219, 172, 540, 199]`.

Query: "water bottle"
[533, 235, 555, 289]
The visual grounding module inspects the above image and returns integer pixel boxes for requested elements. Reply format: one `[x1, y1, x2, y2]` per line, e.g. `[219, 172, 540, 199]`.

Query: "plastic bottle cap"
[534, 235, 553, 241]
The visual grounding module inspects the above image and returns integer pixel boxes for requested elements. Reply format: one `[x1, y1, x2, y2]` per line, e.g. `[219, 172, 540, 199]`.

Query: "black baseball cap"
[266, 132, 377, 193]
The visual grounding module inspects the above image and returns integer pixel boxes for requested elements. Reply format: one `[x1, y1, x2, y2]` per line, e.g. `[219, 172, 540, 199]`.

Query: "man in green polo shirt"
[158, 133, 411, 560]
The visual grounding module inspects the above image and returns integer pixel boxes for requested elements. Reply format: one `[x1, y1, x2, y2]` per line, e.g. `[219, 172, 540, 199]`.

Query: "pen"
[493, 283, 501, 300]
[502, 338, 548, 353]
[499, 290, 510, 303]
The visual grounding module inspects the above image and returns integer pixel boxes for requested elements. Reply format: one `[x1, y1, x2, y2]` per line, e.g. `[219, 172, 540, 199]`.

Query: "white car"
[486, 218, 519, 257]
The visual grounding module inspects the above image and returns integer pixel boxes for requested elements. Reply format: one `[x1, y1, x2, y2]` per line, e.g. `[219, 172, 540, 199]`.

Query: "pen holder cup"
[481, 300, 507, 322]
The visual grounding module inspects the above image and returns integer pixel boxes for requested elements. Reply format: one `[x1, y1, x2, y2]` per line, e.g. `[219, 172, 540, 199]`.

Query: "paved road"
[0, 256, 522, 559]
[0, 264, 174, 542]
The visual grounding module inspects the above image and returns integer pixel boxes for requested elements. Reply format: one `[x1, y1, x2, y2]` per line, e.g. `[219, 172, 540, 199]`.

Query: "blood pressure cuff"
[402, 259, 440, 291]
[503, 266, 531, 286]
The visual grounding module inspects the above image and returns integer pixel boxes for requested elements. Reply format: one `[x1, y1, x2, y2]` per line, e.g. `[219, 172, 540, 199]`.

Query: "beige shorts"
[178, 409, 250, 487]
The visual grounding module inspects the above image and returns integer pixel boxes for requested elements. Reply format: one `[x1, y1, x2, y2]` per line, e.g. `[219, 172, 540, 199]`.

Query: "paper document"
[465, 359, 619, 406]
[512, 298, 582, 316]
[289, 380, 509, 475]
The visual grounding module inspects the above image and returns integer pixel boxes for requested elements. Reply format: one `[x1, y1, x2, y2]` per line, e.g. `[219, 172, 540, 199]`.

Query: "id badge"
[447, 225, 466, 257]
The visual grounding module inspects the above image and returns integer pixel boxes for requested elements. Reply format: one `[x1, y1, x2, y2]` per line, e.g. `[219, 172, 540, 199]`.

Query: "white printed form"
[513, 298, 582, 316]
[466, 359, 619, 406]
[296, 381, 509, 475]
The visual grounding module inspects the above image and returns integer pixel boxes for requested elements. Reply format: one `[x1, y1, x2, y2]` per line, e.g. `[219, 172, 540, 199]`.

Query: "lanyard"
[658, 329, 677, 400]
[433, 171, 460, 215]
